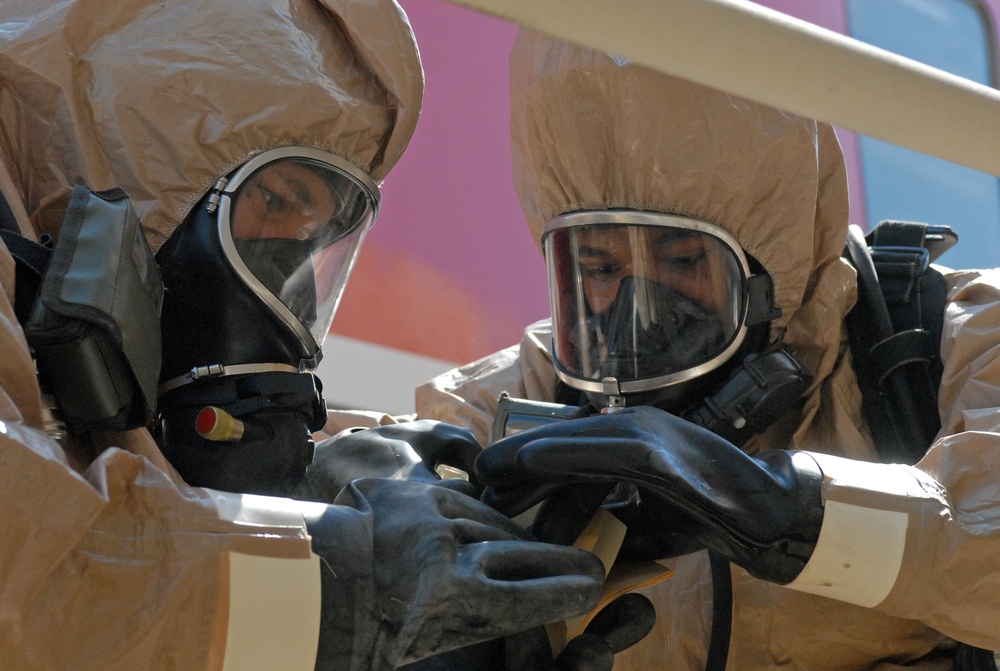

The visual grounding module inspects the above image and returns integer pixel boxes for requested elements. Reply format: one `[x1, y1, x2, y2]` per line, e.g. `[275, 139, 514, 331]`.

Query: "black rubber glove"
[506, 592, 656, 671]
[476, 406, 825, 585]
[399, 592, 656, 671]
[295, 420, 482, 501]
[306, 477, 605, 671]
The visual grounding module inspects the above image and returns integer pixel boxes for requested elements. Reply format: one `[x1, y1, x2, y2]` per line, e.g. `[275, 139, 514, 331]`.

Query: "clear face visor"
[216, 147, 379, 356]
[543, 213, 751, 394]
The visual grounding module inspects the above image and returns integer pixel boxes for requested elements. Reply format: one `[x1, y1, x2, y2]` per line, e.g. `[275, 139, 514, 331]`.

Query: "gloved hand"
[306, 477, 605, 671]
[398, 592, 656, 671]
[506, 592, 656, 671]
[475, 406, 825, 584]
[515, 480, 701, 562]
[295, 420, 483, 501]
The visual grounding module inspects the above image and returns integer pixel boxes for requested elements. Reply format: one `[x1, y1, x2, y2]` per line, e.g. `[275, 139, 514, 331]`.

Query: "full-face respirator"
[155, 146, 379, 495]
[493, 211, 811, 447]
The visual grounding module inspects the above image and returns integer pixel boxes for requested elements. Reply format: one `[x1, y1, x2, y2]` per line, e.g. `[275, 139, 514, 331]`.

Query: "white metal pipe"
[443, 0, 1000, 178]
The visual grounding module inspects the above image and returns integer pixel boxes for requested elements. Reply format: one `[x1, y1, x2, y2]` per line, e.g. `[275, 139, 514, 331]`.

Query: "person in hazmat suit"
[416, 29, 1000, 670]
[0, 6, 610, 669]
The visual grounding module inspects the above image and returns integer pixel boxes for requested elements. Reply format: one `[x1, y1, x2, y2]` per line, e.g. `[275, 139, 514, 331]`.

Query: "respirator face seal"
[543, 211, 775, 399]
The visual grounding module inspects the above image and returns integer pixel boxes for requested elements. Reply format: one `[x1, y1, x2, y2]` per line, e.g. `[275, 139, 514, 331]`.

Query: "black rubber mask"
[233, 237, 318, 331]
[585, 275, 729, 382]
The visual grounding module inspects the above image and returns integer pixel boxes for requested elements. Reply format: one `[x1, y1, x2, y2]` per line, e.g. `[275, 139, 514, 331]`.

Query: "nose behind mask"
[157, 201, 318, 379]
[233, 237, 318, 331]
[582, 275, 728, 382]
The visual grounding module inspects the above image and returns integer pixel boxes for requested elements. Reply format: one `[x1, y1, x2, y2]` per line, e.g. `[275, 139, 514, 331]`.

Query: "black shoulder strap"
[0, 191, 52, 324]
[843, 221, 949, 464]
[0, 185, 20, 233]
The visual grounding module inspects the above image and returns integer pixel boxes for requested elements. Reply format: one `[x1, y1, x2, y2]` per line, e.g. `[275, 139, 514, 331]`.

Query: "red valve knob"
[195, 406, 245, 442]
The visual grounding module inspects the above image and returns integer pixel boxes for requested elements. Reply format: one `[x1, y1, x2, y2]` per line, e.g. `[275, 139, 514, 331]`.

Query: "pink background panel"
[332, 0, 539, 364]
[330, 0, 962, 364]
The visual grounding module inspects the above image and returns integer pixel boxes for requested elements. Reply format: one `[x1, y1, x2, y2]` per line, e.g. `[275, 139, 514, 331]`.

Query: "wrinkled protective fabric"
[0, 0, 421, 667]
[417, 30, 1000, 669]
[0, 282, 316, 667]
[315, 408, 409, 441]
[0, 0, 422, 253]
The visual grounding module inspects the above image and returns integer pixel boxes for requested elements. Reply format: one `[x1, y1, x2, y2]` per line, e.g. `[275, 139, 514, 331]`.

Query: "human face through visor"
[213, 146, 379, 362]
[543, 211, 753, 397]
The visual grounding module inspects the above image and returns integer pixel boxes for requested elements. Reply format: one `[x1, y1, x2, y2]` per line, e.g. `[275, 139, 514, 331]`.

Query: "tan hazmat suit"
[417, 30, 1000, 669]
[0, 0, 421, 668]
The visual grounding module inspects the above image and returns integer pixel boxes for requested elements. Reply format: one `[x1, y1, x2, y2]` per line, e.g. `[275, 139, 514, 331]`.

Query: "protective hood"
[509, 30, 857, 423]
[0, 0, 423, 253]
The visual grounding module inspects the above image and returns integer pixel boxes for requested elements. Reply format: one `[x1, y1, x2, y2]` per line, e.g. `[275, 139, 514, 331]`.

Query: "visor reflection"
[547, 222, 746, 386]
[232, 159, 369, 247]
[224, 155, 377, 348]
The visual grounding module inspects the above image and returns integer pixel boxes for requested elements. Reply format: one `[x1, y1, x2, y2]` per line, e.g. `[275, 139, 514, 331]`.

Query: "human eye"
[254, 183, 294, 214]
[653, 234, 709, 272]
[662, 249, 708, 271]
[582, 262, 623, 279]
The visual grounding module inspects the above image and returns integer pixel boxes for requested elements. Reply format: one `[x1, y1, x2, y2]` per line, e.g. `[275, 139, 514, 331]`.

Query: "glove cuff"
[786, 452, 936, 608]
[306, 501, 379, 671]
[788, 450, 826, 544]
[725, 449, 825, 584]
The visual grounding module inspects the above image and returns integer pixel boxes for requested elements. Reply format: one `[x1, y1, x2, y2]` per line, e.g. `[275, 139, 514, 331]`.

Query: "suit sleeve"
[0, 240, 324, 670]
[786, 269, 1000, 651]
